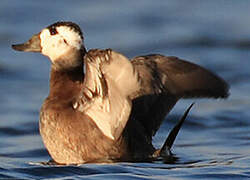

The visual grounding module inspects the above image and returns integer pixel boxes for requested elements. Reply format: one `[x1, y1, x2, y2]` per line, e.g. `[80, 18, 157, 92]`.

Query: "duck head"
[12, 22, 86, 70]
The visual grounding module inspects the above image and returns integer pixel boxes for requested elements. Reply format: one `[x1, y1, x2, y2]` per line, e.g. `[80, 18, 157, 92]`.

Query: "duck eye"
[49, 26, 58, 35]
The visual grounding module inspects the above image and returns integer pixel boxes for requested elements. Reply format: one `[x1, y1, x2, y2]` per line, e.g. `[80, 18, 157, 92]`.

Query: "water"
[1, 0, 250, 179]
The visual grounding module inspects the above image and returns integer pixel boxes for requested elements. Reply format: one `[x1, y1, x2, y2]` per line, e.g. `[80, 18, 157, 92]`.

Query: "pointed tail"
[153, 103, 194, 157]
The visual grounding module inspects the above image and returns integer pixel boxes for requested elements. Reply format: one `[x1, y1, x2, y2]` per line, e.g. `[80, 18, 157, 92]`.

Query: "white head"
[40, 22, 83, 61]
[12, 22, 85, 68]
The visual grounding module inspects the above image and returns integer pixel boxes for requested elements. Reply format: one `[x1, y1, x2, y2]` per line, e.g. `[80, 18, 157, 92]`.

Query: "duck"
[12, 21, 229, 165]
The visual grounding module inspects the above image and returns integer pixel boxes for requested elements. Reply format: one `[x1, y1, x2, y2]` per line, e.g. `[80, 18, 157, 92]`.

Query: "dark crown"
[47, 21, 83, 40]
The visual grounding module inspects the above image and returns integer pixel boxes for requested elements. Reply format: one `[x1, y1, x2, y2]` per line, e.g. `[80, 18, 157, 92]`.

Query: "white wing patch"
[84, 90, 131, 140]
[75, 50, 139, 140]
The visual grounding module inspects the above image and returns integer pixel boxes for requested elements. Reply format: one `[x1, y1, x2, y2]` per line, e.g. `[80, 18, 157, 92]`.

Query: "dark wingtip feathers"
[219, 81, 230, 99]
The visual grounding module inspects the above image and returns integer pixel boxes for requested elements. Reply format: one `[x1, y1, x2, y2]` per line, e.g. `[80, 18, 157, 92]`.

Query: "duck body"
[12, 22, 229, 165]
[39, 66, 129, 164]
[39, 50, 155, 164]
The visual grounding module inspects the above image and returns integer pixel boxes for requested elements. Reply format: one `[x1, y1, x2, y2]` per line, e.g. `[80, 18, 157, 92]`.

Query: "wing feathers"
[130, 54, 229, 138]
[75, 49, 138, 140]
[131, 54, 229, 99]
[76, 50, 229, 141]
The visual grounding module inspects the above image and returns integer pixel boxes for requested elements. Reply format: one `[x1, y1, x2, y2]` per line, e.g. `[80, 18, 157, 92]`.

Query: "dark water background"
[1, 0, 250, 179]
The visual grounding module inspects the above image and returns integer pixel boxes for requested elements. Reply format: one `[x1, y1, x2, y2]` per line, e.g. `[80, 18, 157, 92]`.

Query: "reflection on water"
[1, 0, 250, 179]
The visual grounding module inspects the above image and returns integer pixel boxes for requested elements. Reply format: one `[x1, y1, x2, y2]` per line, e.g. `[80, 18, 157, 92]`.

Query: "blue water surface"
[0, 0, 250, 179]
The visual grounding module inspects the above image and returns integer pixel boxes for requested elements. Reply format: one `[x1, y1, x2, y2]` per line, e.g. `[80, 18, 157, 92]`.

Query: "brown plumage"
[12, 22, 229, 164]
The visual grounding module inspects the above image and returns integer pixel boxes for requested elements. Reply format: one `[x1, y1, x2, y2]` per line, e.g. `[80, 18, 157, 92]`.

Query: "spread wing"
[129, 54, 229, 138]
[130, 54, 229, 99]
[74, 49, 229, 141]
[73, 49, 140, 140]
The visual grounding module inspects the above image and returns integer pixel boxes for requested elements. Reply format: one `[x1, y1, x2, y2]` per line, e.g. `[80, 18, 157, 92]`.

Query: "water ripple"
[1, 0, 250, 179]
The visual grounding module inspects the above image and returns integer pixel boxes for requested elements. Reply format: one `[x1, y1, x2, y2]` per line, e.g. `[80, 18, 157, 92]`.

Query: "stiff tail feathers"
[153, 103, 195, 157]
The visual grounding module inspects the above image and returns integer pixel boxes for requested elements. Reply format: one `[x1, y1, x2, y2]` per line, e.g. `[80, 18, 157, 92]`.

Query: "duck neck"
[48, 64, 84, 100]
[48, 47, 86, 99]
